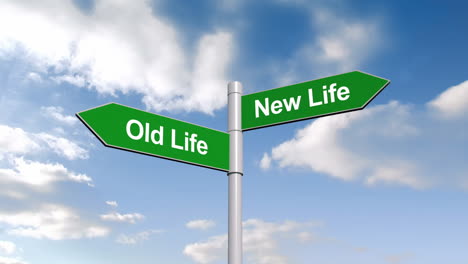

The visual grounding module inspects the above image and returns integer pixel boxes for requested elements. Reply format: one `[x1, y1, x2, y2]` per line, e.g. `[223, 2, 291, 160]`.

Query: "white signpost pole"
[228, 81, 243, 264]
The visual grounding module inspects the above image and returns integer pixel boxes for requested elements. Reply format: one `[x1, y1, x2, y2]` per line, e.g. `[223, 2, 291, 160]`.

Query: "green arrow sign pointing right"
[242, 71, 390, 130]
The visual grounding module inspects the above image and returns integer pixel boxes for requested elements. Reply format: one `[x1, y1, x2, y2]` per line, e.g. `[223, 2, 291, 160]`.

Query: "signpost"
[228, 82, 243, 264]
[77, 70, 389, 264]
[242, 71, 390, 130]
[77, 103, 229, 172]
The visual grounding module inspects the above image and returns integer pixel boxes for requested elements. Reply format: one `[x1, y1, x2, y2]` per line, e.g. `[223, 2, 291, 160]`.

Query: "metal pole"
[228, 81, 243, 264]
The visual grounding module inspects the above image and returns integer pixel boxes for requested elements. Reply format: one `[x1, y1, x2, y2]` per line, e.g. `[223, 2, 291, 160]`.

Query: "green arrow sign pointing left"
[77, 103, 229, 172]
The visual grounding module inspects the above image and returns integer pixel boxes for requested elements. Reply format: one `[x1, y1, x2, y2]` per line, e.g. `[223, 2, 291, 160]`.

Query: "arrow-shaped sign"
[77, 103, 229, 172]
[242, 71, 390, 130]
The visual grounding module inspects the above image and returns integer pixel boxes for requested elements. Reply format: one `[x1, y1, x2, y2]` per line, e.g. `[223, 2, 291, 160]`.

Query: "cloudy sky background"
[0, 0, 467, 263]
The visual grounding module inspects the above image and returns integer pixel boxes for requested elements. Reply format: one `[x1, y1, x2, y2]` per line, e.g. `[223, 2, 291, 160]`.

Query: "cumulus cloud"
[0, 204, 109, 240]
[41, 106, 78, 125]
[428, 80, 468, 118]
[100, 212, 144, 224]
[0, 124, 88, 160]
[0, 241, 16, 255]
[264, 102, 426, 188]
[0, 0, 234, 114]
[186, 220, 216, 230]
[184, 219, 321, 264]
[268, 102, 411, 180]
[116, 229, 163, 245]
[262, 86, 468, 189]
[0, 157, 93, 190]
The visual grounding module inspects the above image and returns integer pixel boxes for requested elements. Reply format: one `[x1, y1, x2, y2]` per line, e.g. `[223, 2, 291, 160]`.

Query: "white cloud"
[26, 72, 42, 83]
[0, 124, 88, 160]
[105, 201, 118, 208]
[0, 256, 28, 264]
[270, 107, 375, 180]
[0, 0, 234, 114]
[0, 125, 40, 157]
[0, 241, 16, 255]
[274, 7, 382, 85]
[41, 106, 78, 126]
[262, 87, 468, 190]
[186, 219, 216, 230]
[242, 219, 317, 264]
[312, 10, 380, 71]
[174, 31, 233, 114]
[100, 212, 144, 224]
[52, 74, 86, 87]
[183, 234, 227, 264]
[184, 219, 320, 264]
[37, 133, 88, 160]
[116, 229, 163, 245]
[0, 157, 94, 190]
[428, 80, 468, 118]
[0, 204, 110, 240]
[265, 101, 427, 188]
[365, 162, 425, 188]
[259, 152, 272, 170]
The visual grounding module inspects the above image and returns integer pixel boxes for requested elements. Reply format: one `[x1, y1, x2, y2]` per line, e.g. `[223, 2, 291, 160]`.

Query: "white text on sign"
[126, 119, 208, 155]
[254, 83, 350, 118]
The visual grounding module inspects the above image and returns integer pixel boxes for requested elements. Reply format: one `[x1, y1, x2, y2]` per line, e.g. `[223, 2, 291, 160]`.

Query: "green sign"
[77, 103, 229, 172]
[242, 71, 390, 130]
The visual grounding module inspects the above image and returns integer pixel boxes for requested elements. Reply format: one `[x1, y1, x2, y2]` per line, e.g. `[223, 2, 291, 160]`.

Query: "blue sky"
[0, 0, 467, 263]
